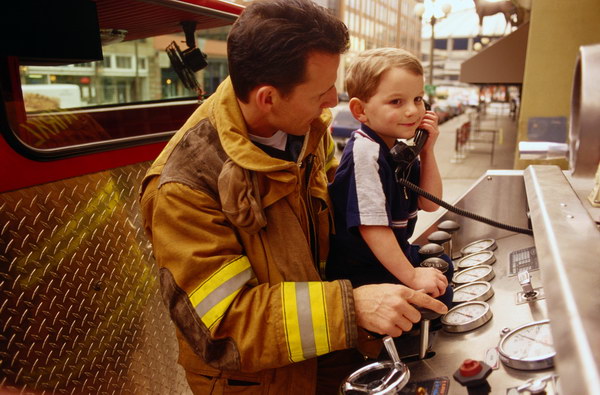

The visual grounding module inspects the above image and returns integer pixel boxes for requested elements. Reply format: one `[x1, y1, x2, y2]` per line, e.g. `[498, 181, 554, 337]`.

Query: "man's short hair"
[227, 0, 349, 103]
[345, 48, 423, 102]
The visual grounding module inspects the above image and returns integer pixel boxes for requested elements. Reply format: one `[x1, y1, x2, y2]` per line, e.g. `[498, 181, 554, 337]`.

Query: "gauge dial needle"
[455, 311, 474, 318]
[516, 333, 553, 347]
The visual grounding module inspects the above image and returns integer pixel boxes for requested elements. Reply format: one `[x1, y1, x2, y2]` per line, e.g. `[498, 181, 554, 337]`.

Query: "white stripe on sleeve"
[353, 134, 389, 226]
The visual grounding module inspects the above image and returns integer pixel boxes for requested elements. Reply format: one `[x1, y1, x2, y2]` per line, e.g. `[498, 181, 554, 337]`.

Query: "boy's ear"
[349, 97, 368, 123]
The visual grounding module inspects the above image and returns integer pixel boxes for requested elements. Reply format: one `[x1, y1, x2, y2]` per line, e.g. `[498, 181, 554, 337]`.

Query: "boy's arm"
[359, 225, 447, 297]
[417, 110, 442, 212]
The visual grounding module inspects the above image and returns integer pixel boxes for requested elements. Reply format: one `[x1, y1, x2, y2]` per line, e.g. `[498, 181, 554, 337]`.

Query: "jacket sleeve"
[140, 177, 357, 373]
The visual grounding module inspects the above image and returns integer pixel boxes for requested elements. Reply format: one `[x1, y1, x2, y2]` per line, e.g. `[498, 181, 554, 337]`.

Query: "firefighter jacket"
[140, 77, 360, 394]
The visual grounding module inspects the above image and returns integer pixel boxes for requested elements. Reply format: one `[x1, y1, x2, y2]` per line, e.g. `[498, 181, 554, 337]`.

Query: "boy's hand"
[406, 267, 448, 298]
[418, 110, 439, 153]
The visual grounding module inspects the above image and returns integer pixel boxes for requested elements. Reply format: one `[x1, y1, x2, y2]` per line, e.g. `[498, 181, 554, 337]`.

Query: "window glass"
[452, 38, 469, 50]
[5, 26, 232, 149]
[434, 39, 448, 50]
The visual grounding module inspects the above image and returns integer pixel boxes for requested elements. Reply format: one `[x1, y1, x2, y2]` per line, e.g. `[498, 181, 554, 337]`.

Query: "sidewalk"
[413, 102, 518, 236]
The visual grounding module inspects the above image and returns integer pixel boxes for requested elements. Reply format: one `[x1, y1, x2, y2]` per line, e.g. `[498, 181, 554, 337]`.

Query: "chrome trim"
[442, 301, 493, 333]
[498, 319, 555, 371]
[524, 165, 600, 394]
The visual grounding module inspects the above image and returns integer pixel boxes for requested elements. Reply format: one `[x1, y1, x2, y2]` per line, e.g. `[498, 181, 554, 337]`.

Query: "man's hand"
[406, 267, 448, 298]
[353, 284, 448, 337]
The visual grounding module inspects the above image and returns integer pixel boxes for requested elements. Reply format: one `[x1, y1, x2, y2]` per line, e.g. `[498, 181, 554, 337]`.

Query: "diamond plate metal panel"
[0, 163, 192, 394]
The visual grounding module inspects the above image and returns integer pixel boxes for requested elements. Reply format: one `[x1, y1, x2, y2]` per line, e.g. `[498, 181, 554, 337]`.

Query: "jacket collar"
[206, 77, 331, 172]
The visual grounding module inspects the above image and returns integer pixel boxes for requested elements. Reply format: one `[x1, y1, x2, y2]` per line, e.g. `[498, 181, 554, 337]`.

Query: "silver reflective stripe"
[194, 267, 253, 320]
[295, 282, 317, 359]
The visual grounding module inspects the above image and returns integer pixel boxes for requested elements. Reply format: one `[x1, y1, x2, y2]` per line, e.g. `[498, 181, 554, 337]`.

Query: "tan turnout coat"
[140, 78, 363, 393]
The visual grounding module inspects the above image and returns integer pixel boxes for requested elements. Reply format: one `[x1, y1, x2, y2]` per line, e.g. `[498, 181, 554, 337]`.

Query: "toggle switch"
[515, 270, 545, 304]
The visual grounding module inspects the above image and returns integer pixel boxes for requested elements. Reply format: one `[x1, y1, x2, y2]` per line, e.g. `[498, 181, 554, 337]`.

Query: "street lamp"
[414, 0, 452, 105]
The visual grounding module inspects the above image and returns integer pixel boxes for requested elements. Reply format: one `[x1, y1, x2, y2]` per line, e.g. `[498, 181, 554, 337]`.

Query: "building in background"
[233, 0, 422, 94]
[338, 0, 422, 92]
[418, 1, 517, 105]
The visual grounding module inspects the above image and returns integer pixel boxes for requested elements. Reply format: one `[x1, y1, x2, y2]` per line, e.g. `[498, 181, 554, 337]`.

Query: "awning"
[460, 22, 529, 84]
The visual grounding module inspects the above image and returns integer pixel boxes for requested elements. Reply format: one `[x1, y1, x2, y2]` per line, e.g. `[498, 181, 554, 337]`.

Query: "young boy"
[327, 48, 453, 307]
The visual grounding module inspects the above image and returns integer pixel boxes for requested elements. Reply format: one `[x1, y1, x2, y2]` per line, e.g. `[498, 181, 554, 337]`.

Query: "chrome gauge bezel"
[452, 281, 494, 303]
[452, 264, 495, 284]
[456, 250, 496, 270]
[498, 319, 555, 371]
[442, 301, 492, 333]
[460, 238, 498, 256]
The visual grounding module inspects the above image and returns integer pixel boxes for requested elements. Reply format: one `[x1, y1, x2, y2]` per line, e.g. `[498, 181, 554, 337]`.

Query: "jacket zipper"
[302, 154, 319, 268]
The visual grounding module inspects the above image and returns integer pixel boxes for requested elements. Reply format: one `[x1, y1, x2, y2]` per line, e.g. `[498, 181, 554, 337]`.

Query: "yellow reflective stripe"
[282, 283, 304, 362]
[189, 256, 254, 329]
[282, 282, 331, 363]
[308, 282, 331, 356]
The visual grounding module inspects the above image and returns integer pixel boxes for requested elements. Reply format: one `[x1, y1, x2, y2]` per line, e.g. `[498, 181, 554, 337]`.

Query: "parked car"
[330, 106, 360, 138]
[329, 106, 360, 152]
[432, 103, 451, 124]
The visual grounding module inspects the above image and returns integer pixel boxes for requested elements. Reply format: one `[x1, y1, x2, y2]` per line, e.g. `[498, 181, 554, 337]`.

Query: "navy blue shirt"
[327, 124, 421, 286]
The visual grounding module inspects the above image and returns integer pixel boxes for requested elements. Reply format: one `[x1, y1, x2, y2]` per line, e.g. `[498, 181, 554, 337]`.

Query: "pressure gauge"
[453, 281, 494, 303]
[456, 251, 496, 270]
[453, 265, 495, 284]
[442, 301, 492, 333]
[460, 238, 497, 256]
[498, 320, 555, 370]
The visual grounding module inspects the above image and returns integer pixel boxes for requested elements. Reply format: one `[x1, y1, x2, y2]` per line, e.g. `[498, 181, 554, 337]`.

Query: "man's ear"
[349, 97, 368, 123]
[253, 86, 275, 112]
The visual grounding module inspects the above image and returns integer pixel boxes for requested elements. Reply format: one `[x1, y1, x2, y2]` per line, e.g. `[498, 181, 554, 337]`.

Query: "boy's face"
[359, 67, 426, 147]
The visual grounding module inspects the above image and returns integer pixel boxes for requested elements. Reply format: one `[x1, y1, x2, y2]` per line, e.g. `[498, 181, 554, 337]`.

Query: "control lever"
[341, 336, 410, 393]
[416, 307, 442, 359]
[383, 335, 401, 365]
[438, 220, 461, 259]
[418, 243, 445, 259]
[427, 230, 452, 259]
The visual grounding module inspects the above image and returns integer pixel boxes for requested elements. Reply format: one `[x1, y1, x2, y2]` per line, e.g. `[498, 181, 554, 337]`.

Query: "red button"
[460, 359, 482, 377]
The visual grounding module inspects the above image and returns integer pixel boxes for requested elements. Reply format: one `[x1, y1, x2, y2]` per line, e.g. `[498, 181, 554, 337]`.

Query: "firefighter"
[140, 0, 447, 393]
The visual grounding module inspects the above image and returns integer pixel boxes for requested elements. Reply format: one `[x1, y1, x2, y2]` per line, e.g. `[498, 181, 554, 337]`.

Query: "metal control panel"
[406, 167, 600, 394]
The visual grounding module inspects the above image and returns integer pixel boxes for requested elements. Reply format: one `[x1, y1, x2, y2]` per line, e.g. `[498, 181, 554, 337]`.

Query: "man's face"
[269, 51, 340, 136]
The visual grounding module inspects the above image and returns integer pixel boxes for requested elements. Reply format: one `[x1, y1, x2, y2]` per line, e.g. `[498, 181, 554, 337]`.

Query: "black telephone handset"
[390, 102, 431, 169]
[388, 102, 533, 236]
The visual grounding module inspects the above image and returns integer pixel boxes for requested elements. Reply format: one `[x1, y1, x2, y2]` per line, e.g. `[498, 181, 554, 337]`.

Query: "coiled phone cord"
[395, 175, 534, 236]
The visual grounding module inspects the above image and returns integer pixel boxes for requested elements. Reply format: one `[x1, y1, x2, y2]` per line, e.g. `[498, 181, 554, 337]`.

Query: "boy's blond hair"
[345, 48, 423, 102]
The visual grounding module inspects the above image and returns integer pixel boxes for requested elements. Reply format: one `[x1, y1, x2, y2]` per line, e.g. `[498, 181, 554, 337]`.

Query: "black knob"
[418, 243, 444, 259]
[416, 307, 442, 321]
[438, 220, 460, 234]
[420, 257, 449, 274]
[427, 230, 451, 245]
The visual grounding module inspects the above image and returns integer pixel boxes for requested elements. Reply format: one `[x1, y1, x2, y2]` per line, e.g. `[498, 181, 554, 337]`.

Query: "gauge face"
[499, 320, 555, 370]
[453, 265, 495, 284]
[460, 238, 497, 256]
[456, 251, 496, 270]
[453, 281, 494, 303]
[442, 301, 492, 333]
